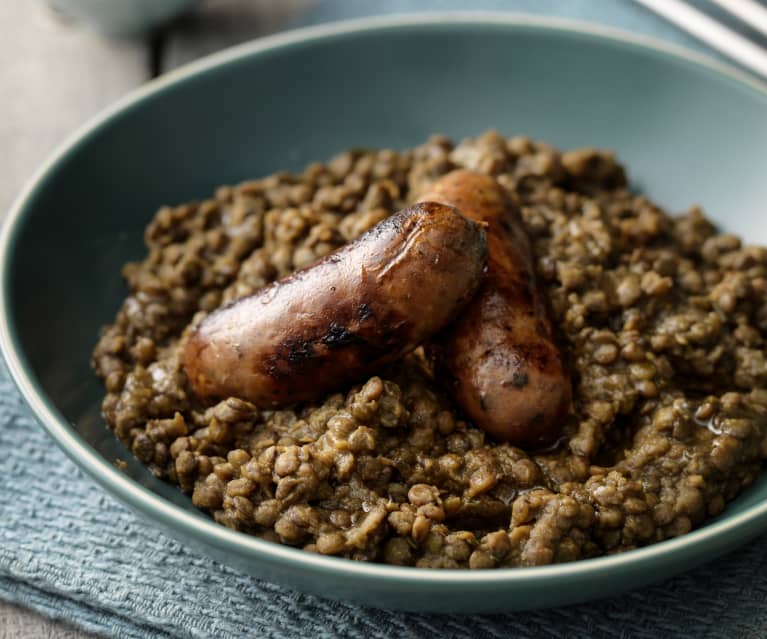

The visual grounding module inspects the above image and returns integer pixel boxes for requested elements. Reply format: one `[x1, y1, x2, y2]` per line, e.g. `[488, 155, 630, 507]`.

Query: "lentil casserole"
[93, 132, 767, 569]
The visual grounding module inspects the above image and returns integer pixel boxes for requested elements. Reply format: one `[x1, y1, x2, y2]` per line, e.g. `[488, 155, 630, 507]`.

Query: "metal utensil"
[636, 0, 767, 78]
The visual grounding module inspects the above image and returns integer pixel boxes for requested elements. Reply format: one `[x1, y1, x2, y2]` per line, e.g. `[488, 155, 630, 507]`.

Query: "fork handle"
[636, 0, 767, 79]
[709, 0, 767, 39]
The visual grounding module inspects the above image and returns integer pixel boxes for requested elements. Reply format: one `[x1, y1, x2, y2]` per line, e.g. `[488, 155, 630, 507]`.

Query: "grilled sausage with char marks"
[420, 170, 571, 447]
[182, 201, 488, 407]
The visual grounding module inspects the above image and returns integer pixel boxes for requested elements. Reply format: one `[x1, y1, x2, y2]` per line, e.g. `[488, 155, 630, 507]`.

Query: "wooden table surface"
[0, 1, 310, 636]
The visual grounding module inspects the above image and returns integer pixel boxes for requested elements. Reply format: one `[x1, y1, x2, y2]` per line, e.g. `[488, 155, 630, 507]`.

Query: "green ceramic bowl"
[2, 15, 767, 613]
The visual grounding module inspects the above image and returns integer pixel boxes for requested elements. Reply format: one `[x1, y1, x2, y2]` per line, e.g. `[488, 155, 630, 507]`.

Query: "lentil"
[93, 132, 767, 568]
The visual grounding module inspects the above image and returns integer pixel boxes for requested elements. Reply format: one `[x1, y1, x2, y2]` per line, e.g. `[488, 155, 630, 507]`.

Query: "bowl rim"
[2, 11, 767, 590]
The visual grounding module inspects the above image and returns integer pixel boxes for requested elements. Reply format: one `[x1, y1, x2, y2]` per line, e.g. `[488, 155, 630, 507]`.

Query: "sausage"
[182, 202, 488, 407]
[419, 170, 571, 447]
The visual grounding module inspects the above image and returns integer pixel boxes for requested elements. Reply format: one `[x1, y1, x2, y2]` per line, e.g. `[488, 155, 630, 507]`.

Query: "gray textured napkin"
[3, 1, 767, 638]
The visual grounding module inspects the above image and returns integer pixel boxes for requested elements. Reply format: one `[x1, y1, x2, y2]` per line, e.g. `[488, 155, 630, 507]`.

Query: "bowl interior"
[4, 17, 767, 605]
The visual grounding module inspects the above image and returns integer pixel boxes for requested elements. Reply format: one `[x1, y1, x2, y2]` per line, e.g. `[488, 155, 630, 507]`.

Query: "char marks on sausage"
[420, 170, 572, 446]
[182, 202, 488, 407]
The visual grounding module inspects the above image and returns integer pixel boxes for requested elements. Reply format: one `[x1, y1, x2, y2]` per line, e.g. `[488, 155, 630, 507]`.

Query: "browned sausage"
[182, 202, 487, 407]
[420, 170, 571, 447]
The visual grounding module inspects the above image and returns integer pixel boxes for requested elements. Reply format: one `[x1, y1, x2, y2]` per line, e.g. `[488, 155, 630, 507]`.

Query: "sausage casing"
[182, 202, 487, 407]
[420, 170, 571, 447]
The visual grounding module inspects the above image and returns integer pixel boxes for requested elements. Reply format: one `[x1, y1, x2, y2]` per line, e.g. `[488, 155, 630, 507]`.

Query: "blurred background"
[0, 0, 312, 218]
[3, 0, 766, 219]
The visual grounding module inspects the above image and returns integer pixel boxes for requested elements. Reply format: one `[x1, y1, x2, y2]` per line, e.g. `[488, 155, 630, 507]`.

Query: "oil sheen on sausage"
[182, 201, 488, 407]
[420, 170, 571, 447]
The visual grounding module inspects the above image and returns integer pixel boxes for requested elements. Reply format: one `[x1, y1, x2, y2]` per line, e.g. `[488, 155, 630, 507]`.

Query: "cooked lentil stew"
[93, 132, 767, 568]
